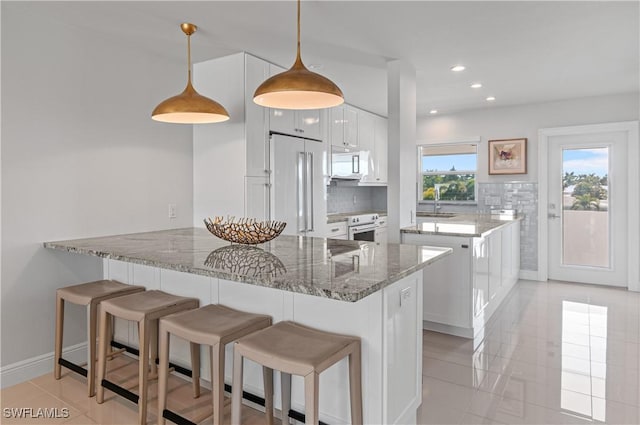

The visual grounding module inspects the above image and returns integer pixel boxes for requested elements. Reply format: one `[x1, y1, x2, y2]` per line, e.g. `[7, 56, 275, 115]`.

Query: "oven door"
[349, 224, 377, 242]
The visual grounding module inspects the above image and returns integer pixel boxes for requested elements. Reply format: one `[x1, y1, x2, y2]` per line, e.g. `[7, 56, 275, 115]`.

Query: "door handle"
[306, 152, 314, 232]
[548, 213, 560, 219]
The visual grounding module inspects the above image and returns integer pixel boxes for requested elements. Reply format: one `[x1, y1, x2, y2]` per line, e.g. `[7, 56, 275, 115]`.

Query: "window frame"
[417, 140, 480, 205]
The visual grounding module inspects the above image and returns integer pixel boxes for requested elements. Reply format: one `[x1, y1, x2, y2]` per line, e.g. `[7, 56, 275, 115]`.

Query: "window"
[419, 143, 477, 202]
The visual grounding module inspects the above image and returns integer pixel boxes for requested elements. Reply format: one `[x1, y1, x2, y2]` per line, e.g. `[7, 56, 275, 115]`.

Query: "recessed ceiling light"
[470, 83, 482, 89]
[308, 63, 323, 70]
[429, 109, 438, 114]
[450, 65, 466, 72]
[486, 96, 496, 101]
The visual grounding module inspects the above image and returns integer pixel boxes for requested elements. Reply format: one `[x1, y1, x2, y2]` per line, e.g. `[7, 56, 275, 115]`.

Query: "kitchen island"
[401, 214, 521, 342]
[45, 228, 451, 425]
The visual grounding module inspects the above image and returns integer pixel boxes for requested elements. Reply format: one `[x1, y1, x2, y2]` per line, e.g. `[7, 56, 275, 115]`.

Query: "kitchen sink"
[418, 213, 458, 218]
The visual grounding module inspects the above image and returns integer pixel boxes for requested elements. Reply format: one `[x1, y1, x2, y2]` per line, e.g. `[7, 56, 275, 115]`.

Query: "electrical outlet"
[353, 194, 357, 204]
[168, 203, 177, 219]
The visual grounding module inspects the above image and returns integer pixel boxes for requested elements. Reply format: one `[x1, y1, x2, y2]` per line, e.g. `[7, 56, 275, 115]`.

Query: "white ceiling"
[14, 1, 640, 117]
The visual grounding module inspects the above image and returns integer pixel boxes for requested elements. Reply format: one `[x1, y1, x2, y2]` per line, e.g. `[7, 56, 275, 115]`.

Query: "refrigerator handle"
[306, 152, 314, 232]
[298, 152, 306, 233]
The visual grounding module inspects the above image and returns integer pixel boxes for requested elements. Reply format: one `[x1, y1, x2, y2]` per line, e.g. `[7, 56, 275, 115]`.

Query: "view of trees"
[422, 168, 475, 201]
[563, 172, 608, 211]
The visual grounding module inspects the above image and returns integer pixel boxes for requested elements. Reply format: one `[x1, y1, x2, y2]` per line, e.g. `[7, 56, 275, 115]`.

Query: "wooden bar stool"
[157, 304, 272, 425]
[55, 279, 145, 397]
[231, 321, 363, 425]
[96, 290, 199, 425]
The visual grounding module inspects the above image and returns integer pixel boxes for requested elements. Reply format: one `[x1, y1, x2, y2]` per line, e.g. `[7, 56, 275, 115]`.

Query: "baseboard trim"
[0, 343, 87, 389]
[519, 269, 542, 281]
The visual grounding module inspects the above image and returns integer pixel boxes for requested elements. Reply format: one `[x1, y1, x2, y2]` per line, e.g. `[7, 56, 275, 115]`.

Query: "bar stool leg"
[87, 303, 98, 397]
[281, 372, 292, 425]
[348, 346, 363, 425]
[157, 325, 170, 425]
[96, 308, 110, 404]
[263, 366, 274, 425]
[230, 349, 244, 425]
[138, 319, 151, 425]
[211, 344, 224, 425]
[54, 295, 65, 380]
[149, 319, 159, 378]
[304, 372, 319, 425]
[191, 342, 201, 399]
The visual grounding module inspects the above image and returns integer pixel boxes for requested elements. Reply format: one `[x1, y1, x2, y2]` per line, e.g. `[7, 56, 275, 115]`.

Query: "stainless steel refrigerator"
[270, 134, 326, 237]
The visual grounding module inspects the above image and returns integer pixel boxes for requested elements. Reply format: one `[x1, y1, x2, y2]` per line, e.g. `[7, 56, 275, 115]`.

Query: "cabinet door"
[297, 109, 322, 140]
[501, 224, 513, 288]
[245, 176, 270, 221]
[374, 116, 388, 183]
[375, 227, 388, 245]
[245, 55, 270, 176]
[358, 111, 375, 182]
[473, 237, 489, 318]
[344, 105, 359, 148]
[488, 232, 502, 301]
[330, 106, 344, 147]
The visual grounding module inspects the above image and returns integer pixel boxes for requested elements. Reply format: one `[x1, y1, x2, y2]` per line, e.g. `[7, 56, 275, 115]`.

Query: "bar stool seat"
[55, 280, 145, 397]
[232, 321, 363, 425]
[158, 304, 272, 425]
[96, 290, 199, 425]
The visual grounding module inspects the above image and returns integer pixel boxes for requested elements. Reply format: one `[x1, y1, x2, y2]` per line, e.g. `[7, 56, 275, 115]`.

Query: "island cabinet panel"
[100, 258, 424, 425]
[401, 234, 472, 329]
[401, 219, 521, 341]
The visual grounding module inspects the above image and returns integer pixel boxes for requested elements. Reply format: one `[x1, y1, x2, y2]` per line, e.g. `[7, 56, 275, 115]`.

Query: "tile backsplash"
[477, 182, 538, 272]
[327, 183, 387, 214]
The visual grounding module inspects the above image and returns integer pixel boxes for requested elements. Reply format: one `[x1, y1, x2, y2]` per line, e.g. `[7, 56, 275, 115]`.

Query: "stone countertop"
[44, 228, 450, 302]
[402, 213, 522, 238]
[327, 211, 387, 224]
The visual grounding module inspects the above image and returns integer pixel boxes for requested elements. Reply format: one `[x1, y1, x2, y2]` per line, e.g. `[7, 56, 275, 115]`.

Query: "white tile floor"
[2, 280, 639, 424]
[417, 280, 640, 425]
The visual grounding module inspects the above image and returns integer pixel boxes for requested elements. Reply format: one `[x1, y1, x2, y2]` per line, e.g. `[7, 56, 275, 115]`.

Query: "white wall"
[417, 92, 640, 181]
[1, 3, 193, 371]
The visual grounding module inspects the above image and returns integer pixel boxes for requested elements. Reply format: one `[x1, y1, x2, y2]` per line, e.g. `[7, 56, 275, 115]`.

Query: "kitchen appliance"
[270, 134, 326, 237]
[347, 213, 379, 241]
[330, 146, 363, 180]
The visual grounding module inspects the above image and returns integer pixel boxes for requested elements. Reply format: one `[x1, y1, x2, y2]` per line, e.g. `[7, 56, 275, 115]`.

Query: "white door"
[547, 131, 628, 286]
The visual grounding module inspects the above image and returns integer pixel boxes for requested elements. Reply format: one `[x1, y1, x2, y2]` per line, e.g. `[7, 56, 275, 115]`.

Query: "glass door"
[547, 132, 628, 286]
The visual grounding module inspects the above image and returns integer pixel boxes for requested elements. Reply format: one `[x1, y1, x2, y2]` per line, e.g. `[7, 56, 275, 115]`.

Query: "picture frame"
[488, 138, 527, 175]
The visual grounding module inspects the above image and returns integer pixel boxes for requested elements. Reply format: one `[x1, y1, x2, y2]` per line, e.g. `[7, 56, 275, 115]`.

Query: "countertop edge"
[44, 241, 451, 303]
[401, 216, 522, 238]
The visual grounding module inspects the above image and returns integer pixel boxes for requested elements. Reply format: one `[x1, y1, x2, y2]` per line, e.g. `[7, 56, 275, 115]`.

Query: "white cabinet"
[401, 220, 520, 339]
[330, 105, 358, 148]
[373, 115, 388, 184]
[326, 221, 348, 239]
[358, 110, 375, 183]
[375, 216, 388, 245]
[268, 65, 322, 140]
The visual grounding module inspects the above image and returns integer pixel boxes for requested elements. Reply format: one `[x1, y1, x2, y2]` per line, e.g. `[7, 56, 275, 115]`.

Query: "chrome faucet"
[434, 184, 446, 213]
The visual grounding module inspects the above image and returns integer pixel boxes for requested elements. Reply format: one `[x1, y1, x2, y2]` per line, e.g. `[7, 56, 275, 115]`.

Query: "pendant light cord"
[296, 0, 301, 61]
[187, 32, 192, 84]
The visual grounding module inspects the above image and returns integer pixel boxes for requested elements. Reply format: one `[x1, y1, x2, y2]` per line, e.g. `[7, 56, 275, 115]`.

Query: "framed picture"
[488, 138, 527, 175]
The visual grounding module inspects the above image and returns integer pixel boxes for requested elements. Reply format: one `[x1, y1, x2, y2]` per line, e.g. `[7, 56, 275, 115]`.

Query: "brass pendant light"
[253, 0, 344, 110]
[152, 23, 230, 124]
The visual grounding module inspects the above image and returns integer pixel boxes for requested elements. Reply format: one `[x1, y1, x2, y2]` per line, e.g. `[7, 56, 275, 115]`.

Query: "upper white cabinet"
[268, 65, 322, 140]
[373, 115, 388, 184]
[357, 110, 375, 183]
[330, 105, 358, 148]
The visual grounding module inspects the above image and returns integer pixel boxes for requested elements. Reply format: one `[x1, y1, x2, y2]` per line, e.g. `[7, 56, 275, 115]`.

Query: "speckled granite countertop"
[402, 214, 521, 237]
[44, 228, 450, 302]
[327, 211, 387, 224]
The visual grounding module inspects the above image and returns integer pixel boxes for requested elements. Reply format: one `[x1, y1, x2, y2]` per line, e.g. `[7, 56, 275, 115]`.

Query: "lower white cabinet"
[326, 221, 348, 239]
[401, 220, 520, 339]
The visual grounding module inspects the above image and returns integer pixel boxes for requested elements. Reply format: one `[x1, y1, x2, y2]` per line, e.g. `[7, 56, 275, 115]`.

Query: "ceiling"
[10, 1, 639, 117]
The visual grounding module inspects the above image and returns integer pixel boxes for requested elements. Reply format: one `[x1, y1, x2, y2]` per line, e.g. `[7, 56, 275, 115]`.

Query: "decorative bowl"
[203, 216, 286, 245]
